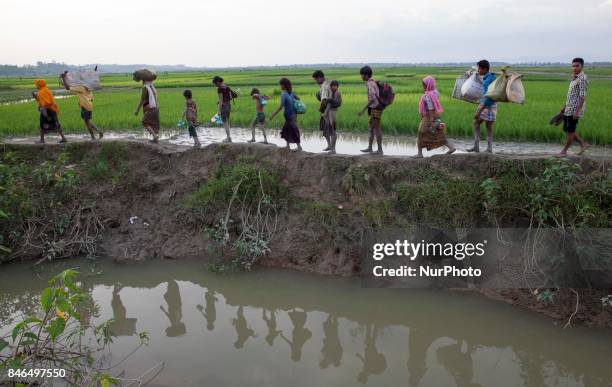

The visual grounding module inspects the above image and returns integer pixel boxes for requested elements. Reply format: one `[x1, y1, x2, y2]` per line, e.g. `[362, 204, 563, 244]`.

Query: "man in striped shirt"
[557, 58, 590, 156]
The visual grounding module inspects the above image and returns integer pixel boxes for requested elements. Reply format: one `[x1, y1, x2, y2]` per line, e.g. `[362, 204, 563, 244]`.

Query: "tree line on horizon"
[2, 61, 612, 77]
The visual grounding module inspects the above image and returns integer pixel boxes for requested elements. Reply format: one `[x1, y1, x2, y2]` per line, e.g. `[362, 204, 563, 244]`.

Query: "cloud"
[1, 0, 611, 66]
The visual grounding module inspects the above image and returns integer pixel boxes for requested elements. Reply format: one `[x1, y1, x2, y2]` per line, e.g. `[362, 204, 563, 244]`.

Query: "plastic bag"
[485, 72, 509, 102]
[460, 72, 484, 103]
[210, 114, 223, 125]
[293, 99, 307, 114]
[506, 74, 525, 104]
[133, 69, 157, 82]
[452, 72, 469, 100]
[65, 69, 101, 91]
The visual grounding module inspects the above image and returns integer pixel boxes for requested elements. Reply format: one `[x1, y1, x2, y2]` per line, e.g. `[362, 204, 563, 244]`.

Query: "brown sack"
[133, 69, 157, 82]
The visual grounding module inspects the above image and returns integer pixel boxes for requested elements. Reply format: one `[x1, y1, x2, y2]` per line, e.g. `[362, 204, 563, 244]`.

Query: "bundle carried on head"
[63, 68, 102, 90]
[133, 69, 157, 82]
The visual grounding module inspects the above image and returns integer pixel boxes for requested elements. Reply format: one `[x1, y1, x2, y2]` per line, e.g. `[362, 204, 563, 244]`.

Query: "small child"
[182, 89, 201, 148]
[249, 88, 270, 143]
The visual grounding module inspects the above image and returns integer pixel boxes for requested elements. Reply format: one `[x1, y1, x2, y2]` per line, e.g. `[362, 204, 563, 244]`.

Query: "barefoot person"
[60, 71, 103, 141]
[557, 57, 590, 157]
[134, 80, 160, 143]
[312, 70, 334, 153]
[269, 78, 302, 151]
[33, 79, 67, 144]
[249, 88, 270, 144]
[467, 60, 496, 153]
[357, 66, 383, 155]
[182, 89, 201, 148]
[212, 76, 234, 143]
[415, 76, 455, 158]
[326, 80, 342, 154]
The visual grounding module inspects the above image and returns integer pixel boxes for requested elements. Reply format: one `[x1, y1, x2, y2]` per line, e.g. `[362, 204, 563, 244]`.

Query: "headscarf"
[34, 79, 59, 113]
[418, 76, 443, 117]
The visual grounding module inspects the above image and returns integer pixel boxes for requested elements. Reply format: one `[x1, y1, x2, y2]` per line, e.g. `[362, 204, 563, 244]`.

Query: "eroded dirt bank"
[1, 140, 610, 328]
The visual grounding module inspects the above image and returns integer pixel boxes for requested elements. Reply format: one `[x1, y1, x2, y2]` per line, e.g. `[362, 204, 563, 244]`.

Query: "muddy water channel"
[6, 127, 611, 157]
[1, 258, 611, 386]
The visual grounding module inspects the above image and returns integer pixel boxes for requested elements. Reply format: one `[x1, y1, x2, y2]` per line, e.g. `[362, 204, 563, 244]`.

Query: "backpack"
[220, 86, 238, 104]
[377, 81, 395, 109]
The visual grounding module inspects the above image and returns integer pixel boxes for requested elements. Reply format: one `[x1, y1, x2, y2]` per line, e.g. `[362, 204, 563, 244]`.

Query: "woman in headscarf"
[33, 79, 67, 143]
[134, 80, 160, 143]
[415, 76, 455, 158]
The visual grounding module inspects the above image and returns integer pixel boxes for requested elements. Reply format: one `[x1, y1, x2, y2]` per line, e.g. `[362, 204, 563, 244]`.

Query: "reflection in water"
[516, 351, 548, 387]
[196, 290, 217, 331]
[320, 314, 343, 369]
[1, 260, 612, 387]
[110, 286, 137, 336]
[233, 306, 256, 349]
[263, 309, 282, 346]
[436, 340, 479, 387]
[160, 280, 186, 337]
[408, 328, 429, 387]
[356, 324, 387, 384]
[280, 308, 313, 362]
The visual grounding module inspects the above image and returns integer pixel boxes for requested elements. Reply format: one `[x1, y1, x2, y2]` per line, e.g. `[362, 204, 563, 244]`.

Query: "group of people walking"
[31, 58, 590, 157]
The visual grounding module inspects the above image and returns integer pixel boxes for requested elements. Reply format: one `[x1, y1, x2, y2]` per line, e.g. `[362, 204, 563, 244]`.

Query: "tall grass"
[1, 67, 611, 144]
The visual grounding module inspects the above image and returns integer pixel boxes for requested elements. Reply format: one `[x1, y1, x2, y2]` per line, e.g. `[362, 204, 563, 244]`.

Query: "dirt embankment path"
[1, 140, 611, 328]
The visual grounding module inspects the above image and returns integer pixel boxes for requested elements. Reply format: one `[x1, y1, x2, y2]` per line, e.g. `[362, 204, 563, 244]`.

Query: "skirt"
[142, 106, 160, 133]
[39, 109, 60, 132]
[418, 116, 447, 151]
[281, 115, 300, 144]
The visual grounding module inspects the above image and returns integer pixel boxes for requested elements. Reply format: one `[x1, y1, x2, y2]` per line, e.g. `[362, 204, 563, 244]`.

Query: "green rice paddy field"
[1, 66, 611, 144]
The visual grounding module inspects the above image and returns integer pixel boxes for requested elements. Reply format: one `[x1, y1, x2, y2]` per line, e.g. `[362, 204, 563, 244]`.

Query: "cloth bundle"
[133, 69, 157, 82]
[485, 68, 526, 104]
[64, 69, 101, 91]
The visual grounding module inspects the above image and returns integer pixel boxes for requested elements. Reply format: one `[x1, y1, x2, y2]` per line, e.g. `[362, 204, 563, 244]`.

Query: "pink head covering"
[419, 76, 443, 117]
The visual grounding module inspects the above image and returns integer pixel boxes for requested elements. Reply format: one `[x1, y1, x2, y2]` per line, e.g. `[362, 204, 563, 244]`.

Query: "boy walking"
[557, 58, 590, 157]
[212, 76, 233, 142]
[467, 60, 496, 153]
[182, 89, 201, 148]
[249, 88, 270, 144]
[60, 71, 103, 141]
[357, 66, 383, 155]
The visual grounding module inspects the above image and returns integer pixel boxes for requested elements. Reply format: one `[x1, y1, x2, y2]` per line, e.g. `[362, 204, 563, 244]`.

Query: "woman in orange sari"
[33, 79, 67, 143]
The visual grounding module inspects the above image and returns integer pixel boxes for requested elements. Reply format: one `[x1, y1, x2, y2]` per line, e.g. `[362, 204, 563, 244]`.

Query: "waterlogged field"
[1, 66, 611, 144]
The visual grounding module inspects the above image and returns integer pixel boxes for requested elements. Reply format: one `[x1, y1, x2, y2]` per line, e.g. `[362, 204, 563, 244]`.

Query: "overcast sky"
[3, 0, 612, 66]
